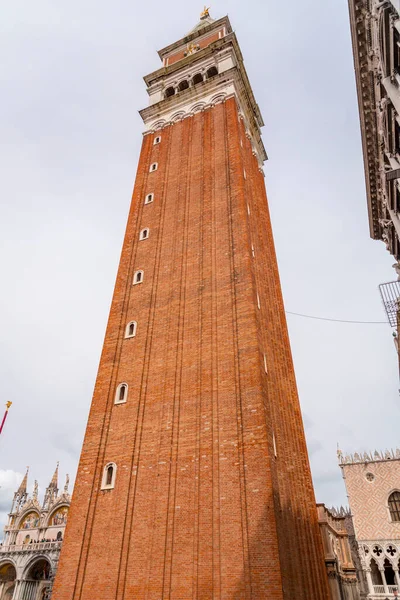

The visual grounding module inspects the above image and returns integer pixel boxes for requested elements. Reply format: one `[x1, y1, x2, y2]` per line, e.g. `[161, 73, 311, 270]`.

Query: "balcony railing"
[0, 541, 62, 553]
[373, 584, 399, 594]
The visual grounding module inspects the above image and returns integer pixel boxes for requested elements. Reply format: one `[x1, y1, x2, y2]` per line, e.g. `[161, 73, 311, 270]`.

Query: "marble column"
[394, 567, 400, 589]
[380, 568, 389, 595]
[365, 569, 374, 596]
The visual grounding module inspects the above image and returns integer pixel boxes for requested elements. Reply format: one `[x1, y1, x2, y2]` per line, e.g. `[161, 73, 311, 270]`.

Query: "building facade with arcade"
[340, 448, 400, 599]
[0, 466, 70, 600]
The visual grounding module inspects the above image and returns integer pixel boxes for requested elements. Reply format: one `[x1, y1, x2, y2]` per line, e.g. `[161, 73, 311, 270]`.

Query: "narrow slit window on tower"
[140, 228, 149, 241]
[115, 383, 128, 404]
[206, 66, 218, 79]
[154, 136, 161, 145]
[150, 163, 158, 173]
[252, 245, 255, 258]
[165, 87, 175, 98]
[257, 292, 261, 310]
[192, 73, 203, 85]
[264, 354, 268, 374]
[133, 270, 144, 285]
[101, 463, 117, 490]
[145, 193, 154, 205]
[247, 204, 250, 215]
[178, 80, 189, 92]
[125, 321, 137, 339]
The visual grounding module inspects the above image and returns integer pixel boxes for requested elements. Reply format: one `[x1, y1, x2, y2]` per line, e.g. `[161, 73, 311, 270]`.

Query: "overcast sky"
[0, 0, 398, 537]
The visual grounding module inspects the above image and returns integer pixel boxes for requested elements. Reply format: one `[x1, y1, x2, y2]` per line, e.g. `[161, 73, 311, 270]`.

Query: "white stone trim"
[125, 321, 137, 339]
[115, 383, 128, 404]
[101, 463, 117, 490]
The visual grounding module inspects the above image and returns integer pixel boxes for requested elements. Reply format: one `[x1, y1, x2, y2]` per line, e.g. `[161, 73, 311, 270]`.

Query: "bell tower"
[52, 12, 329, 600]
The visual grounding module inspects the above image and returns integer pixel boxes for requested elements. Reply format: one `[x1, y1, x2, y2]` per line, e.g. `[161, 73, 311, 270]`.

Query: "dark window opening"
[192, 73, 203, 85]
[119, 386, 126, 401]
[206, 66, 218, 79]
[165, 87, 175, 98]
[128, 323, 135, 336]
[178, 80, 189, 92]
[106, 465, 114, 486]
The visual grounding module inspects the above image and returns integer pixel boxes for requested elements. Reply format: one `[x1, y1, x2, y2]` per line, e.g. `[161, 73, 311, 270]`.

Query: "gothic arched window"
[388, 491, 400, 522]
[140, 228, 149, 241]
[101, 463, 117, 490]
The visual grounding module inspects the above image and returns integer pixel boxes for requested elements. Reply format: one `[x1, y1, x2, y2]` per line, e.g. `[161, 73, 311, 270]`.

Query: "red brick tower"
[52, 12, 329, 600]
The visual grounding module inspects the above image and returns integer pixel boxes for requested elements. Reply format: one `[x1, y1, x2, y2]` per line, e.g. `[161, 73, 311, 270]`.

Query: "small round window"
[366, 472, 375, 482]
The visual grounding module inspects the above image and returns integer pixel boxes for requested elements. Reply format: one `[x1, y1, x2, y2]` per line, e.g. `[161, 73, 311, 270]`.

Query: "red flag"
[0, 401, 12, 435]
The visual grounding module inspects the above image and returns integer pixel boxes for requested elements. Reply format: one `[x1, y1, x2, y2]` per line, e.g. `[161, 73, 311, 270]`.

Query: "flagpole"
[0, 402, 12, 436]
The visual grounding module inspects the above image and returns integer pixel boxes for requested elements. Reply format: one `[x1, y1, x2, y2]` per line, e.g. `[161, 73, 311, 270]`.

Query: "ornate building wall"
[340, 449, 400, 598]
[317, 504, 360, 600]
[0, 467, 70, 600]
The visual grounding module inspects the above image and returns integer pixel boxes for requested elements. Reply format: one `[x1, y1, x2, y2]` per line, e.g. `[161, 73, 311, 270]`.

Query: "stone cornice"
[348, 0, 382, 240]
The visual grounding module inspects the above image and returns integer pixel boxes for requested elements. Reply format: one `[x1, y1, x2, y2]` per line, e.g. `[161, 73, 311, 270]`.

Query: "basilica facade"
[0, 466, 70, 600]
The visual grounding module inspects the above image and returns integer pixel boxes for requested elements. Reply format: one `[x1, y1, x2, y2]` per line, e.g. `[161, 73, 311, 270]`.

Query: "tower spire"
[43, 462, 59, 509]
[49, 461, 59, 488]
[17, 466, 29, 495]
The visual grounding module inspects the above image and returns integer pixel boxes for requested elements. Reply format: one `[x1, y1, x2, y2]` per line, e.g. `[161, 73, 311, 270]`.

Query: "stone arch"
[178, 80, 189, 92]
[152, 120, 166, 131]
[190, 102, 206, 114]
[21, 557, 52, 600]
[22, 555, 52, 580]
[0, 561, 17, 600]
[46, 503, 69, 528]
[210, 93, 227, 106]
[384, 557, 396, 586]
[170, 112, 185, 123]
[370, 558, 383, 586]
[0, 561, 17, 581]
[17, 509, 40, 530]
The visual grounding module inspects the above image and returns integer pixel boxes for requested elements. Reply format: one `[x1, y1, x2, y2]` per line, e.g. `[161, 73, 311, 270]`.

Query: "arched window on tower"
[192, 73, 203, 86]
[125, 321, 137, 339]
[388, 491, 400, 521]
[178, 80, 189, 92]
[140, 228, 149, 241]
[206, 66, 218, 79]
[115, 383, 128, 404]
[133, 270, 144, 285]
[101, 463, 117, 490]
[165, 87, 175, 98]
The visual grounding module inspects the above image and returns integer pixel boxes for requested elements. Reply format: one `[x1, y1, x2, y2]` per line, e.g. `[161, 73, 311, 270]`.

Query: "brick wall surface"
[52, 99, 329, 600]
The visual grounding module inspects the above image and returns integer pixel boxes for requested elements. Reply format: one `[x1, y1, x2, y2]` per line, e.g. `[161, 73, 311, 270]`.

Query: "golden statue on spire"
[201, 6, 211, 19]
